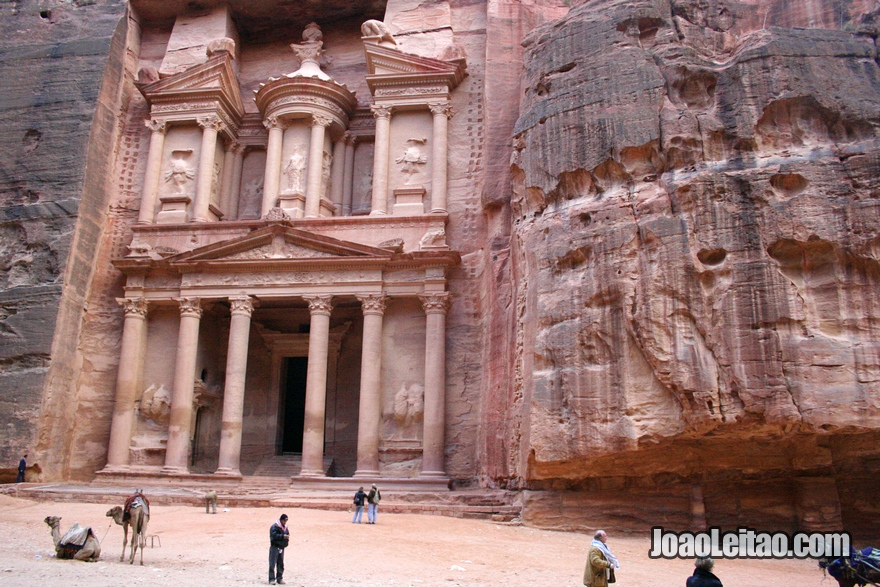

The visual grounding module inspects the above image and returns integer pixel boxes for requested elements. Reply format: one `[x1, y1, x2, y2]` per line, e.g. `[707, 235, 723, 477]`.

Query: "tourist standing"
[583, 529, 620, 586]
[367, 483, 381, 524]
[205, 490, 217, 514]
[686, 557, 723, 587]
[15, 454, 26, 483]
[268, 513, 289, 585]
[352, 486, 367, 523]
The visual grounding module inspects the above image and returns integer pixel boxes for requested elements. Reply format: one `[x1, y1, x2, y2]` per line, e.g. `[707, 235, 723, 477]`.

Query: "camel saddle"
[123, 493, 150, 521]
[59, 522, 95, 550]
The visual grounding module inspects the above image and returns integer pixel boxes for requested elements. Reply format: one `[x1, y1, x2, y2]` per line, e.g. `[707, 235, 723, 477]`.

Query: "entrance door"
[281, 356, 308, 453]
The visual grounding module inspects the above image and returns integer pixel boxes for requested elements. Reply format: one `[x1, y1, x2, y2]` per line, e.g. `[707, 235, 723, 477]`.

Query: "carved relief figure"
[283, 145, 307, 194]
[392, 383, 424, 438]
[321, 150, 333, 197]
[361, 19, 397, 46]
[210, 162, 221, 202]
[140, 384, 172, 424]
[396, 138, 428, 185]
[164, 150, 195, 195]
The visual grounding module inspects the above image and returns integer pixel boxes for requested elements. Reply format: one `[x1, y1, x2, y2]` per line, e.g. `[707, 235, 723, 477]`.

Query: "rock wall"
[507, 0, 880, 537]
[0, 0, 130, 478]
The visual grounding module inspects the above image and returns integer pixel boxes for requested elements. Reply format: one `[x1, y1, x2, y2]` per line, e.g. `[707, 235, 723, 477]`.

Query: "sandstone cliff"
[505, 0, 880, 537]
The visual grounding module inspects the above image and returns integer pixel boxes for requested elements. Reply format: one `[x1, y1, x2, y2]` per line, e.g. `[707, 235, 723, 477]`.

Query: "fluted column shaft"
[429, 103, 453, 213]
[193, 116, 223, 222]
[354, 294, 386, 477]
[137, 120, 167, 224]
[420, 293, 450, 477]
[300, 295, 333, 476]
[262, 117, 285, 216]
[216, 297, 254, 475]
[228, 143, 245, 220]
[104, 298, 148, 470]
[342, 133, 356, 216]
[370, 105, 392, 215]
[330, 137, 346, 215]
[163, 298, 202, 473]
[305, 115, 331, 218]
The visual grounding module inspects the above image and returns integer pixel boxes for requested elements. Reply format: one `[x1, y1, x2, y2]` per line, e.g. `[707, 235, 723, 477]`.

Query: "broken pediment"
[138, 48, 245, 132]
[363, 42, 466, 96]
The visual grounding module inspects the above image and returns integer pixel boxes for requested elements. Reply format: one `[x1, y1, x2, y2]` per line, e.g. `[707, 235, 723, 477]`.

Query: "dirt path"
[0, 494, 826, 586]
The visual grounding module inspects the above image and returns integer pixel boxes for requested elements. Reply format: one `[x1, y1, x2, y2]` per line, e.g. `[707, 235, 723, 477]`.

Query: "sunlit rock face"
[508, 0, 880, 537]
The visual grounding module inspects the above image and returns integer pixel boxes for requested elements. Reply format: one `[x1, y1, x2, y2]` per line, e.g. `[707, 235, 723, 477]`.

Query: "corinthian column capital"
[176, 297, 203, 318]
[304, 295, 333, 316]
[145, 119, 168, 134]
[263, 115, 287, 131]
[229, 296, 254, 317]
[311, 113, 333, 128]
[117, 297, 148, 318]
[356, 293, 387, 316]
[429, 103, 454, 119]
[197, 115, 225, 132]
[419, 292, 451, 314]
[371, 104, 392, 120]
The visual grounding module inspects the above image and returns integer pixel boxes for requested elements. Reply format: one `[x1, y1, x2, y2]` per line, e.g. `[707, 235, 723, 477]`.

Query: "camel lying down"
[44, 516, 101, 562]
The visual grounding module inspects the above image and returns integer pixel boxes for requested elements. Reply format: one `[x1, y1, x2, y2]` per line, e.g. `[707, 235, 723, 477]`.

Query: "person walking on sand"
[16, 454, 26, 483]
[367, 483, 381, 524]
[352, 486, 367, 523]
[268, 513, 290, 585]
[584, 529, 620, 586]
[205, 490, 217, 514]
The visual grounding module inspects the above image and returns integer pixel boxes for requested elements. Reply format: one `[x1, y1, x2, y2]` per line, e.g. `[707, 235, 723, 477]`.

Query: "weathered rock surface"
[508, 0, 880, 536]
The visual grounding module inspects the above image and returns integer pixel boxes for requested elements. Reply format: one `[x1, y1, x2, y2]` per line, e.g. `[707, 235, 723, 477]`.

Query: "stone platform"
[1, 481, 522, 523]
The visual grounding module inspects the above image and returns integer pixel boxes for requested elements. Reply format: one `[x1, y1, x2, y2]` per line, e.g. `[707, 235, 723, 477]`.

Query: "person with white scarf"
[584, 529, 620, 586]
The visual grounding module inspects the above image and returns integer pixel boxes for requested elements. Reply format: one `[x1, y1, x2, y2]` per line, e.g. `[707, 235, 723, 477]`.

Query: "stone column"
[227, 142, 245, 220]
[354, 294, 386, 477]
[218, 141, 236, 218]
[300, 295, 333, 476]
[419, 292, 450, 477]
[370, 105, 392, 215]
[216, 296, 254, 476]
[193, 116, 224, 222]
[137, 119, 168, 224]
[429, 103, 453, 213]
[305, 114, 332, 218]
[261, 116, 285, 216]
[104, 297, 148, 470]
[330, 137, 346, 215]
[163, 297, 203, 473]
[342, 132, 356, 216]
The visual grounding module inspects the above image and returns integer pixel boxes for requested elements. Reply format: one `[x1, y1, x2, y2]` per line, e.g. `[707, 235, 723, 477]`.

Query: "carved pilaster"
[344, 131, 356, 146]
[356, 293, 387, 316]
[419, 292, 451, 314]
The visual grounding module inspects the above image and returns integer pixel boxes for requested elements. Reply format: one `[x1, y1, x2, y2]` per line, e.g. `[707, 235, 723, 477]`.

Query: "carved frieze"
[376, 86, 448, 97]
[225, 240, 336, 260]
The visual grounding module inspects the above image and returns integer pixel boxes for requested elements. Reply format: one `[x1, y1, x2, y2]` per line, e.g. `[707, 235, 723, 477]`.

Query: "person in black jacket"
[352, 487, 367, 523]
[268, 513, 290, 585]
[16, 454, 26, 483]
[686, 557, 723, 587]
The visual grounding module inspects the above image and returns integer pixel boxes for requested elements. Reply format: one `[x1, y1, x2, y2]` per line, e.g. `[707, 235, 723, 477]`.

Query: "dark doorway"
[282, 356, 308, 453]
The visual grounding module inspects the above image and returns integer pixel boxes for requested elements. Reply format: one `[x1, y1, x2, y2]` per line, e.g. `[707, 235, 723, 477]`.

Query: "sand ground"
[0, 494, 828, 586]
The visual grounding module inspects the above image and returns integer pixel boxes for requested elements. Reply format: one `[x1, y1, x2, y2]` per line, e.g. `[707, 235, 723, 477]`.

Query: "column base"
[160, 466, 190, 475]
[430, 208, 448, 214]
[353, 469, 380, 478]
[214, 467, 242, 477]
[369, 209, 387, 216]
[419, 470, 448, 479]
[298, 469, 326, 477]
[99, 464, 131, 474]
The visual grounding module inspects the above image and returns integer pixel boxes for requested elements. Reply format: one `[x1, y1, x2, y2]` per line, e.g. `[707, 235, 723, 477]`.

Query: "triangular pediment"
[364, 43, 466, 90]
[138, 52, 245, 117]
[168, 225, 394, 266]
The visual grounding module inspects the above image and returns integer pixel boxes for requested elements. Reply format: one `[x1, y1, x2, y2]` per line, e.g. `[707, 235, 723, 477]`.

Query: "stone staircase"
[250, 454, 334, 477]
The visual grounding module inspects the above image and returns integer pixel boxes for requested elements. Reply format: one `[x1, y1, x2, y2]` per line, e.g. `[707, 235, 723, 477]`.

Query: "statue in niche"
[140, 383, 172, 425]
[283, 145, 307, 194]
[396, 138, 428, 185]
[392, 383, 424, 439]
[164, 150, 195, 195]
[321, 151, 333, 197]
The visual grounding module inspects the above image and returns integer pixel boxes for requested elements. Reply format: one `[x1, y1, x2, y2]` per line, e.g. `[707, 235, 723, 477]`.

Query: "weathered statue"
[321, 151, 333, 197]
[361, 19, 396, 46]
[283, 146, 306, 194]
[164, 151, 195, 195]
[396, 138, 428, 185]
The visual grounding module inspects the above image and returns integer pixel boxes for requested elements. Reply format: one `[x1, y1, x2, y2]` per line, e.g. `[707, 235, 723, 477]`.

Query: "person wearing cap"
[367, 483, 381, 524]
[268, 513, 290, 585]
